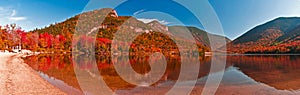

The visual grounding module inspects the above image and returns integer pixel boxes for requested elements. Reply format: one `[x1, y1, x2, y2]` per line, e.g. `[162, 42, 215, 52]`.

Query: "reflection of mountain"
[23, 54, 83, 93]
[24, 54, 300, 94]
[116, 66, 300, 95]
[23, 54, 216, 94]
[228, 55, 300, 90]
[227, 17, 300, 53]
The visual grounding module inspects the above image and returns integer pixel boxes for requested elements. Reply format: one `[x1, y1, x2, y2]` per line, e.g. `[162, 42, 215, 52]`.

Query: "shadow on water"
[23, 54, 300, 94]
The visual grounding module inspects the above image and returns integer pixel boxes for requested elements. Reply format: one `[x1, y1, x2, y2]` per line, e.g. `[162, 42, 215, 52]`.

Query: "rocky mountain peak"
[147, 20, 168, 32]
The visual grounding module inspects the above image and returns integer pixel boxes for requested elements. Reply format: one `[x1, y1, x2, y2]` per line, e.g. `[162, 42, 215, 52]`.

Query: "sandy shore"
[0, 53, 66, 95]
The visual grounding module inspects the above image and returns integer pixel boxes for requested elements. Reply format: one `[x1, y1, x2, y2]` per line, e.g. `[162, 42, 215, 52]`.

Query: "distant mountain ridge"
[233, 17, 300, 44]
[168, 26, 231, 49]
[228, 17, 300, 53]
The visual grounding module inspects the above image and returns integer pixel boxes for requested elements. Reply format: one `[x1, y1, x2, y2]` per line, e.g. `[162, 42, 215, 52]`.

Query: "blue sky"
[1, 0, 300, 40]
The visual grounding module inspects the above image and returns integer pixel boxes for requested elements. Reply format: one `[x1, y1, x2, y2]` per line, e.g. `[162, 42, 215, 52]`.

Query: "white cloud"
[0, 7, 27, 21]
[0, 6, 32, 31]
[133, 9, 145, 15]
[137, 18, 171, 25]
[11, 10, 16, 16]
[9, 17, 27, 21]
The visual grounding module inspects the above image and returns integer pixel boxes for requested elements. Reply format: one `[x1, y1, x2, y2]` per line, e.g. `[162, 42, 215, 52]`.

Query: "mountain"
[276, 25, 300, 43]
[168, 26, 231, 50]
[146, 20, 169, 32]
[227, 17, 300, 53]
[25, 8, 231, 54]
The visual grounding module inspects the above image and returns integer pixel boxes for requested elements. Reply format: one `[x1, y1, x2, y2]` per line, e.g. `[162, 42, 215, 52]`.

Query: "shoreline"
[0, 52, 66, 94]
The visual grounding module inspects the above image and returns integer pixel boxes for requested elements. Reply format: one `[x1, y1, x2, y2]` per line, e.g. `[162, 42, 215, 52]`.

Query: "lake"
[23, 54, 300, 95]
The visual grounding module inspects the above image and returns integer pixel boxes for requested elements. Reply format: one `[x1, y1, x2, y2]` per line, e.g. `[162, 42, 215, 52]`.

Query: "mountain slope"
[27, 8, 222, 54]
[276, 25, 300, 43]
[233, 17, 300, 44]
[168, 26, 231, 49]
[228, 17, 300, 53]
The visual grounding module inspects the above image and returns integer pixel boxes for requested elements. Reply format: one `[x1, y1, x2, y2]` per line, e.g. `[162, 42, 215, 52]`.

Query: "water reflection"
[23, 54, 300, 94]
[228, 55, 300, 90]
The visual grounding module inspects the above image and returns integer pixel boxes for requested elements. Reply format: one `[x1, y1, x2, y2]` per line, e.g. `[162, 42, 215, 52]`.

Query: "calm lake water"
[23, 54, 300, 95]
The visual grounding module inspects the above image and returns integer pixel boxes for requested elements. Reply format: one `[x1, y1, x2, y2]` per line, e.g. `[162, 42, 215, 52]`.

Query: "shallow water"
[23, 54, 300, 95]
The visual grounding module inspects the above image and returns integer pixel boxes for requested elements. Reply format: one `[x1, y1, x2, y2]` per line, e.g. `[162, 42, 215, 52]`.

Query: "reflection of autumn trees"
[23, 54, 214, 91]
[24, 54, 300, 91]
[24, 54, 81, 90]
[227, 55, 300, 90]
[228, 55, 300, 70]
[23, 54, 300, 93]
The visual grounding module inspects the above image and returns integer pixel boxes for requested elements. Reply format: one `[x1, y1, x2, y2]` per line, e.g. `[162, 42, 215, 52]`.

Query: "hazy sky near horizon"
[1, 0, 300, 40]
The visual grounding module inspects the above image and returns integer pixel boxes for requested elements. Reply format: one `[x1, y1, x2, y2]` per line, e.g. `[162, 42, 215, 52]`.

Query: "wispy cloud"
[9, 17, 27, 21]
[0, 7, 27, 21]
[11, 10, 16, 16]
[133, 9, 145, 15]
[137, 18, 171, 25]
